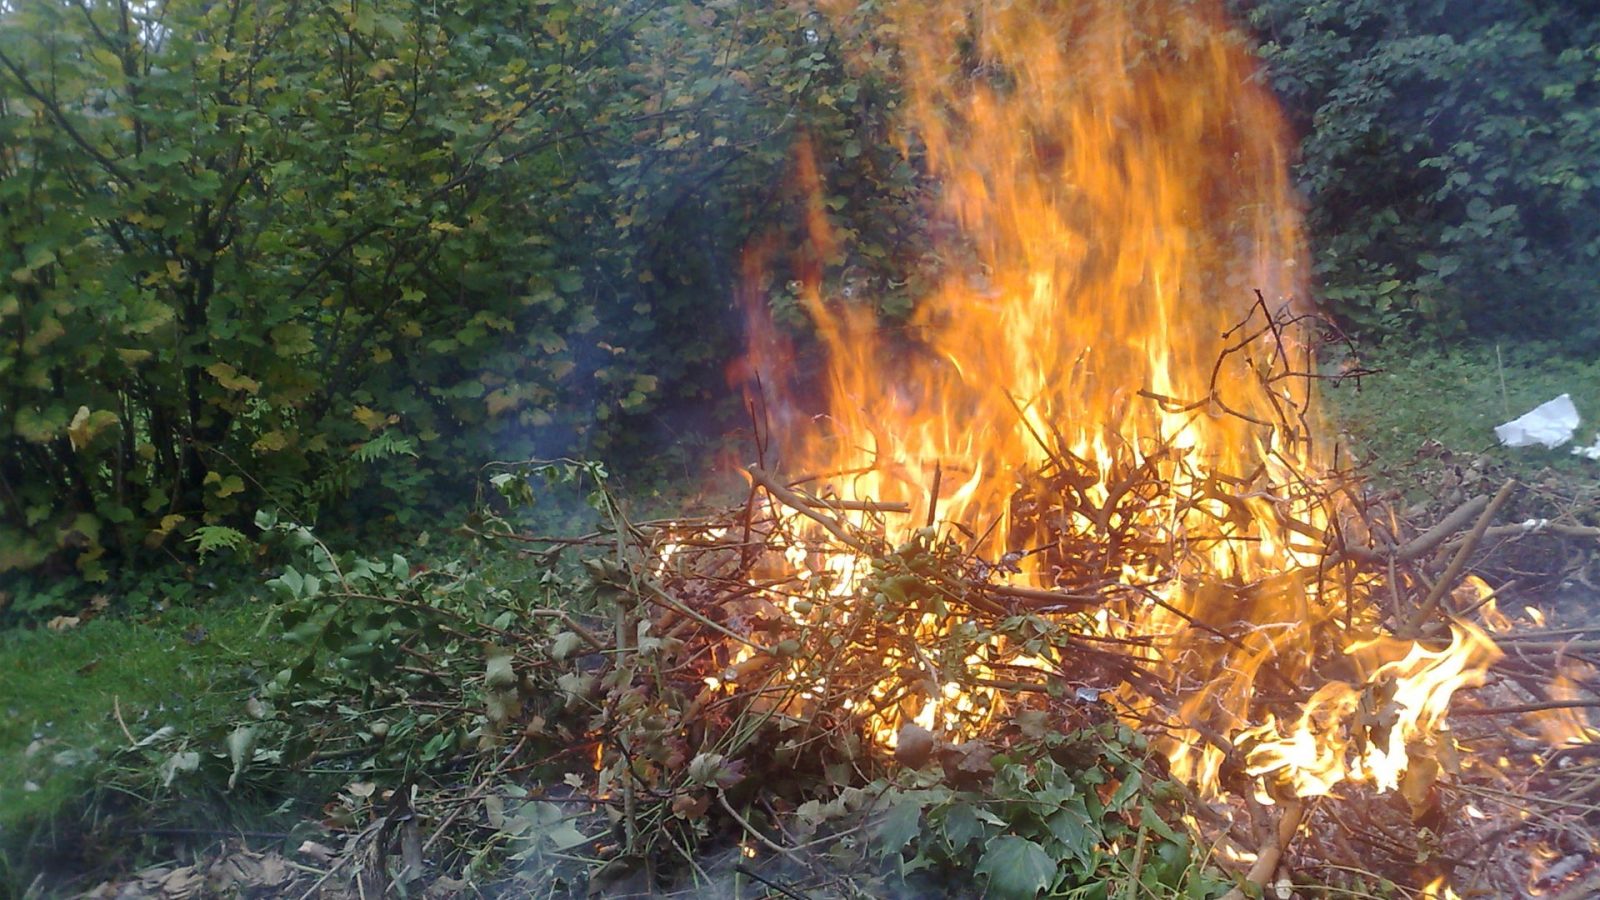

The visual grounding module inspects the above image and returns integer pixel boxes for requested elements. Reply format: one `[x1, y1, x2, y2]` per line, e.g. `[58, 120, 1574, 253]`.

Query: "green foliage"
[1237, 1, 1600, 346]
[188, 525, 247, 558]
[0, 0, 919, 593]
[869, 729, 1223, 898]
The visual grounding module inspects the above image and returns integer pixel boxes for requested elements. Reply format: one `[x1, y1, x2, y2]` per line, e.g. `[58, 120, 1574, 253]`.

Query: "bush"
[1236, 0, 1600, 347]
[0, 0, 919, 588]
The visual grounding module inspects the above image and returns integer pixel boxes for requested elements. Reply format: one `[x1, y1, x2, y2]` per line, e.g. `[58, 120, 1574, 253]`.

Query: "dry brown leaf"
[46, 615, 81, 631]
[157, 865, 203, 898]
[297, 839, 337, 863]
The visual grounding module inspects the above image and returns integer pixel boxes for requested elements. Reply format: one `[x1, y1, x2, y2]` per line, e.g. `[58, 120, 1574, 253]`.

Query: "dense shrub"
[0, 0, 919, 585]
[1236, 0, 1600, 347]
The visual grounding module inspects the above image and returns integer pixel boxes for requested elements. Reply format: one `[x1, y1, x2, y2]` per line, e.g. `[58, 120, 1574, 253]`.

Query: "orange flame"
[728, 0, 1500, 805]
[1529, 660, 1600, 747]
[1238, 622, 1500, 798]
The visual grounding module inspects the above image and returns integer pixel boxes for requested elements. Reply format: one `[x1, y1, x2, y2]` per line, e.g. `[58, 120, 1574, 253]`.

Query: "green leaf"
[877, 796, 926, 853]
[1046, 799, 1095, 864]
[225, 725, 259, 790]
[975, 836, 1057, 899]
[1109, 772, 1143, 810]
[189, 525, 247, 557]
[940, 802, 987, 852]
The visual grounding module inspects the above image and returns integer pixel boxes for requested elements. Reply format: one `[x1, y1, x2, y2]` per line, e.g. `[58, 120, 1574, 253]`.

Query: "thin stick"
[113, 695, 137, 747]
[747, 467, 870, 552]
[1405, 479, 1516, 634]
[985, 583, 1102, 608]
[1496, 343, 1509, 419]
[1220, 800, 1304, 900]
[1338, 493, 1491, 565]
[421, 736, 528, 854]
[733, 864, 811, 900]
[1455, 699, 1600, 717]
[525, 609, 607, 652]
[718, 790, 804, 865]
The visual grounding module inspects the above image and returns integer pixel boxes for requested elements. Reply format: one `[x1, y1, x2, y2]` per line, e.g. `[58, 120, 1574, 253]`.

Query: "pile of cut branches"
[75, 314, 1600, 897]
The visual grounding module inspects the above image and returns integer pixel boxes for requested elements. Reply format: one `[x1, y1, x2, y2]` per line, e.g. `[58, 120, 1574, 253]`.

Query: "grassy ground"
[1323, 339, 1600, 488]
[0, 591, 294, 888]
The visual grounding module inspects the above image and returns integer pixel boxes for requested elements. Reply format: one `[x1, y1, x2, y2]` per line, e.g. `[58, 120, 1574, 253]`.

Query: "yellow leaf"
[371, 346, 393, 363]
[16, 406, 67, 444]
[205, 362, 260, 394]
[252, 430, 290, 452]
[116, 348, 153, 364]
[485, 389, 520, 417]
[67, 406, 92, 450]
[165, 260, 186, 282]
[21, 316, 65, 355]
[215, 475, 245, 498]
[67, 407, 119, 451]
[352, 405, 387, 431]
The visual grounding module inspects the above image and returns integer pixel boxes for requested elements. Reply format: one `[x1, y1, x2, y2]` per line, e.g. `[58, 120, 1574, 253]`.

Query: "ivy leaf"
[877, 796, 926, 853]
[1046, 798, 1095, 865]
[975, 836, 1057, 899]
[1109, 771, 1143, 810]
[940, 802, 988, 852]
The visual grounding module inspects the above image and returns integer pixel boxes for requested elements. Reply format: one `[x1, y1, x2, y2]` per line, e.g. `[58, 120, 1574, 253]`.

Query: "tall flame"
[734, 0, 1499, 802]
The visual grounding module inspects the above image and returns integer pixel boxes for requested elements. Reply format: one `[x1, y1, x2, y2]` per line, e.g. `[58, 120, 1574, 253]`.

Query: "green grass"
[1324, 339, 1600, 485]
[0, 591, 292, 887]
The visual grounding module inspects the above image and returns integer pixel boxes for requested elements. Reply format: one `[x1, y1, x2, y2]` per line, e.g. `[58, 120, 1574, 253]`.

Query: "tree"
[0, 0, 920, 586]
[1237, 0, 1600, 346]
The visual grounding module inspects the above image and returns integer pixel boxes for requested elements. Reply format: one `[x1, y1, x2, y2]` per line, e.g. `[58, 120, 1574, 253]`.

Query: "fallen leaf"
[161, 750, 200, 786]
[894, 724, 936, 768]
[297, 840, 336, 863]
[225, 726, 258, 790]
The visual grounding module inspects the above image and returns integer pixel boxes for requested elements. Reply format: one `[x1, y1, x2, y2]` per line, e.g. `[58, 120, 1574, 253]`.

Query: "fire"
[1420, 876, 1460, 900]
[1529, 661, 1600, 746]
[1238, 622, 1500, 798]
[725, 0, 1499, 808]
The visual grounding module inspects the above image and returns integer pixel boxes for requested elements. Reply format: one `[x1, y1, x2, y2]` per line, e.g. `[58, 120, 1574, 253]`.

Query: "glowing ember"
[721, 0, 1501, 810]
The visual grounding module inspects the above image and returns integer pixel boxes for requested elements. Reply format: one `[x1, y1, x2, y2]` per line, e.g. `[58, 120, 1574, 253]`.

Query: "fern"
[354, 432, 418, 463]
[188, 525, 248, 557]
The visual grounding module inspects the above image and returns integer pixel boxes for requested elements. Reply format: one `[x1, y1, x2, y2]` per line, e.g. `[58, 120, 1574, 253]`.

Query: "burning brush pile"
[58, 1, 1600, 897]
[118, 0, 1594, 897]
[545, 0, 1600, 895]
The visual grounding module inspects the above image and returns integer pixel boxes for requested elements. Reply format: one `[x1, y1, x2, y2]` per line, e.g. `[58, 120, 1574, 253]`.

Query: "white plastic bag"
[1494, 394, 1579, 449]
